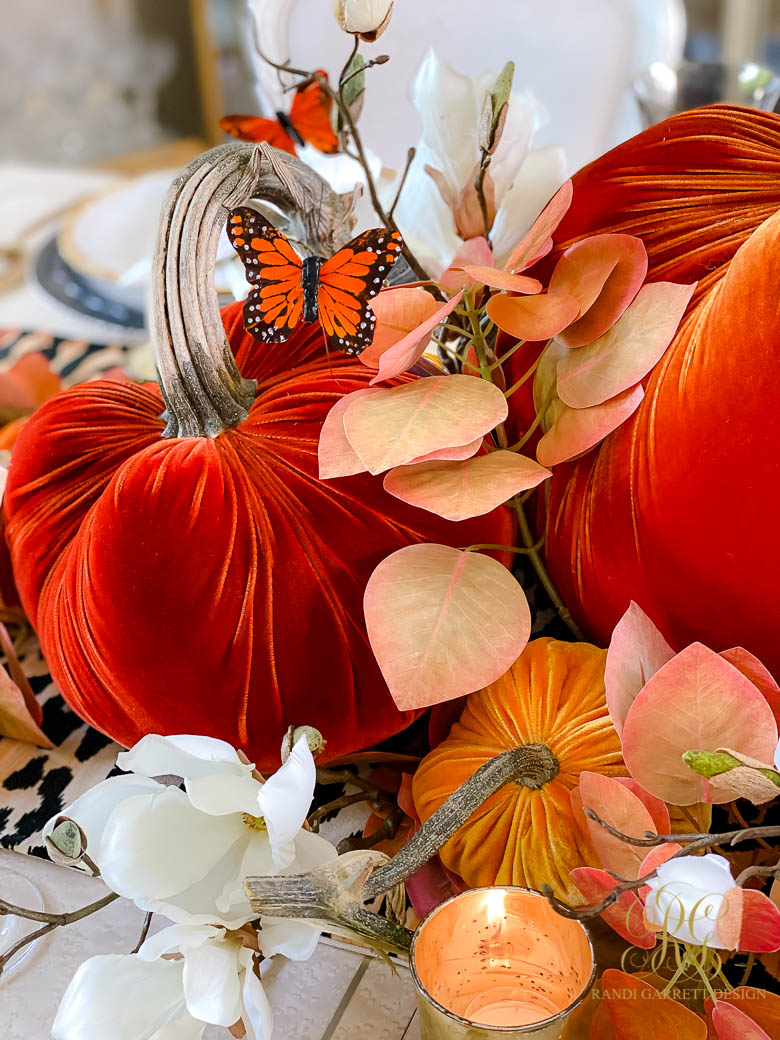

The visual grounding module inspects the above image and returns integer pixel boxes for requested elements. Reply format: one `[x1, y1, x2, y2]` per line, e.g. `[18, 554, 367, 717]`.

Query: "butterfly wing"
[317, 229, 404, 355]
[226, 207, 304, 344]
[219, 115, 297, 155]
[288, 73, 339, 154]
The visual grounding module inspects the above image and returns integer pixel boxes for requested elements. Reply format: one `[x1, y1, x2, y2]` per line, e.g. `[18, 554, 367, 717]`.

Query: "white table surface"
[1, 848, 422, 1040]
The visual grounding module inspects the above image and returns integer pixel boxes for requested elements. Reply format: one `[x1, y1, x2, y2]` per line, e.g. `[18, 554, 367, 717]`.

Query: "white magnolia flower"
[644, 853, 737, 948]
[774, 737, 780, 771]
[52, 923, 275, 1040]
[44, 733, 336, 929]
[333, 0, 393, 40]
[392, 49, 567, 278]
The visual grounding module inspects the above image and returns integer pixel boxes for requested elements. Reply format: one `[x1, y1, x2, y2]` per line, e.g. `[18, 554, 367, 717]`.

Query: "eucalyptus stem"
[512, 494, 585, 640]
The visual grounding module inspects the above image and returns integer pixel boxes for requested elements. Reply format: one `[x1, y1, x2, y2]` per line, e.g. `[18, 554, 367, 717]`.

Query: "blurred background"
[1, 0, 780, 367]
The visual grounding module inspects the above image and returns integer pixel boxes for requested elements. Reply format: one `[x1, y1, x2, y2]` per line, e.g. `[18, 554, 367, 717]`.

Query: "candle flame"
[486, 888, 506, 925]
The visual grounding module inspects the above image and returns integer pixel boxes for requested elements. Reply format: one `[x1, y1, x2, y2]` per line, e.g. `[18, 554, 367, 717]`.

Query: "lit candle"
[410, 887, 594, 1039]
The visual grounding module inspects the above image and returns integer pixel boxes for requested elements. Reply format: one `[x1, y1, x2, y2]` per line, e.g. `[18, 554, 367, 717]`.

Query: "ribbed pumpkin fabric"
[4, 306, 514, 768]
[412, 638, 624, 903]
[504, 107, 780, 670]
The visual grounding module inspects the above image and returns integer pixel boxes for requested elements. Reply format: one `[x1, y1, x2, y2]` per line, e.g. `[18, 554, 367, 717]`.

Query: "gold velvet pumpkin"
[412, 638, 624, 902]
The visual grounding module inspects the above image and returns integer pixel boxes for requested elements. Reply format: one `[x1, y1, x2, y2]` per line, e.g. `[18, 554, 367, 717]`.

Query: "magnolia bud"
[333, 0, 393, 42]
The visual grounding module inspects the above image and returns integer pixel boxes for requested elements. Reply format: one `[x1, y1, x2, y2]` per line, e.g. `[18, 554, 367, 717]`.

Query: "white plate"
[59, 171, 239, 311]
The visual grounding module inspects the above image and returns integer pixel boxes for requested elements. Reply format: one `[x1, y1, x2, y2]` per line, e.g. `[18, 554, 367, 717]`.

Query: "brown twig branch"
[0, 892, 120, 977]
[131, 911, 154, 954]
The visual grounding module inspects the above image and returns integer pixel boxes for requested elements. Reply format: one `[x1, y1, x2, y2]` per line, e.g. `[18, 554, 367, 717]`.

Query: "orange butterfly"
[227, 207, 403, 355]
[220, 72, 338, 156]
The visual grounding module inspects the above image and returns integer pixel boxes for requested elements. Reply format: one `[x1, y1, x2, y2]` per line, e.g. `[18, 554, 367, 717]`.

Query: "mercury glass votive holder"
[410, 887, 595, 1039]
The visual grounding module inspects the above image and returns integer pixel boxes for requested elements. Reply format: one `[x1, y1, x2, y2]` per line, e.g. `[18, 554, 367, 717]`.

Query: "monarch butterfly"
[227, 206, 404, 356]
[219, 72, 338, 156]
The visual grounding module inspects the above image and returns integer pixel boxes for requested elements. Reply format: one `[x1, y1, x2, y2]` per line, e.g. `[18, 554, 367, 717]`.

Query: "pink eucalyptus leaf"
[711, 1003, 772, 1040]
[343, 375, 508, 475]
[570, 866, 656, 948]
[621, 643, 779, 805]
[550, 234, 648, 348]
[382, 451, 550, 522]
[615, 778, 671, 836]
[605, 601, 675, 737]
[636, 840, 682, 881]
[579, 771, 656, 879]
[318, 388, 382, 479]
[370, 291, 464, 384]
[404, 438, 484, 466]
[556, 281, 697, 408]
[535, 385, 644, 468]
[505, 179, 573, 273]
[0, 664, 52, 747]
[720, 647, 780, 726]
[739, 889, 780, 953]
[486, 291, 580, 341]
[361, 287, 442, 368]
[364, 543, 530, 710]
[460, 266, 542, 294]
[440, 238, 494, 292]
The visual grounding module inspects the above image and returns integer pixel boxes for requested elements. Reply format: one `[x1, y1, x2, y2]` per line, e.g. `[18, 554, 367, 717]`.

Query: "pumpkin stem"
[151, 143, 356, 438]
[243, 744, 560, 955]
[363, 743, 559, 900]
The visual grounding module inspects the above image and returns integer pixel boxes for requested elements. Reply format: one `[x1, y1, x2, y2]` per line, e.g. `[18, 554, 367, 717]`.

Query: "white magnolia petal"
[185, 772, 263, 817]
[182, 936, 243, 1026]
[775, 738, 780, 772]
[149, 1013, 204, 1040]
[139, 924, 223, 962]
[239, 951, 274, 1040]
[43, 775, 162, 861]
[220, 833, 276, 922]
[411, 48, 479, 189]
[490, 146, 568, 268]
[99, 786, 245, 901]
[259, 918, 321, 960]
[52, 954, 185, 1040]
[392, 143, 463, 277]
[257, 737, 315, 867]
[118, 734, 251, 781]
[287, 829, 339, 873]
[489, 92, 546, 200]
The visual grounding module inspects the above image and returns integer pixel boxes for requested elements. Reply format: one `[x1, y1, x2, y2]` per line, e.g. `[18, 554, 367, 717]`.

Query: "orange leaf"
[621, 643, 778, 805]
[556, 282, 697, 408]
[382, 451, 550, 521]
[318, 388, 382, 479]
[601, 970, 708, 1039]
[536, 386, 644, 468]
[605, 602, 675, 737]
[579, 772, 656, 879]
[719, 647, 780, 726]
[740, 889, 780, 953]
[711, 1003, 771, 1040]
[364, 544, 530, 709]
[343, 375, 508, 475]
[368, 291, 464, 384]
[362, 287, 441, 367]
[460, 266, 542, 294]
[440, 237, 493, 292]
[570, 868, 656, 948]
[614, 778, 671, 836]
[550, 234, 648, 348]
[0, 663, 52, 746]
[705, 988, 780, 1039]
[505, 179, 573, 273]
[486, 291, 580, 341]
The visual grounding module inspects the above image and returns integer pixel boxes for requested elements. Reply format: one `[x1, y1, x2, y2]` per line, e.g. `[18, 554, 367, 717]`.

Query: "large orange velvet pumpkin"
[412, 638, 624, 902]
[507, 106, 780, 672]
[3, 156, 513, 769]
